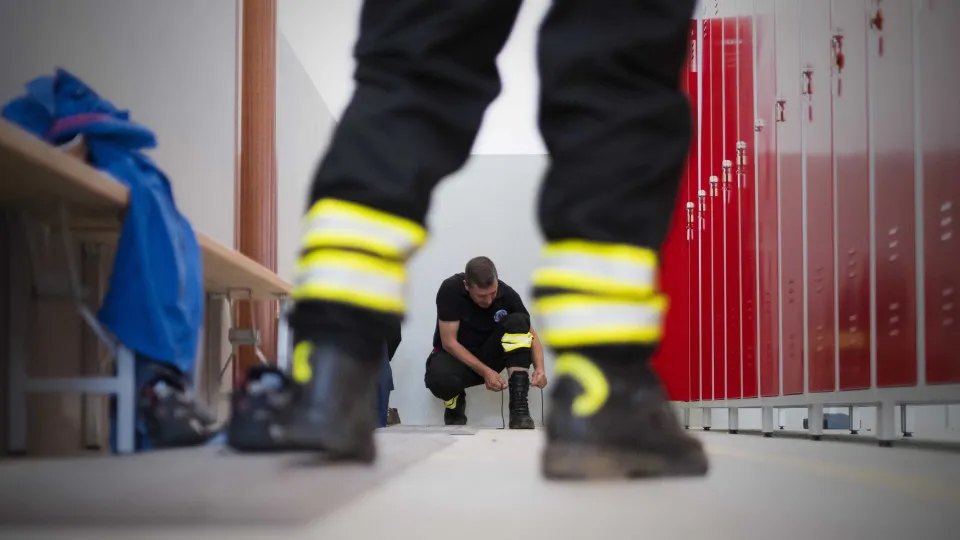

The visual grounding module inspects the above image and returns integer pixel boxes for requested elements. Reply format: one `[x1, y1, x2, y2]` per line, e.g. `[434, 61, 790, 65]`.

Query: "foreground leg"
[240, 0, 523, 459]
[532, 0, 706, 479]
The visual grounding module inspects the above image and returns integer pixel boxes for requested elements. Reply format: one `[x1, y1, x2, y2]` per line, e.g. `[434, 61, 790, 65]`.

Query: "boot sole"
[541, 442, 709, 480]
[279, 424, 377, 463]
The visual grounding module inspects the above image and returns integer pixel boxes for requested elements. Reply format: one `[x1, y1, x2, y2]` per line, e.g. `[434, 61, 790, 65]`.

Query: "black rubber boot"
[227, 366, 301, 452]
[279, 340, 381, 462]
[139, 365, 218, 449]
[443, 392, 467, 426]
[542, 357, 709, 480]
[508, 372, 536, 430]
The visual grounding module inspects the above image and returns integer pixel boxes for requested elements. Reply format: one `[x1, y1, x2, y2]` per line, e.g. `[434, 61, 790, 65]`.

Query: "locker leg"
[877, 401, 896, 447]
[702, 408, 713, 431]
[728, 408, 739, 434]
[682, 407, 691, 430]
[900, 405, 913, 438]
[807, 404, 824, 441]
[761, 406, 775, 438]
[849, 406, 858, 434]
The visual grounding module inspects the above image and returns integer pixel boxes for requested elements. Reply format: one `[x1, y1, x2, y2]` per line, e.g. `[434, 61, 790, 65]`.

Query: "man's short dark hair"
[464, 256, 498, 288]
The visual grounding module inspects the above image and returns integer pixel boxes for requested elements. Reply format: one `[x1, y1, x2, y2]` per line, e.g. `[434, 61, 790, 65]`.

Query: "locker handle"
[736, 142, 748, 188]
[686, 201, 695, 241]
[870, 7, 885, 56]
[722, 160, 733, 204]
[698, 189, 707, 231]
[775, 96, 786, 123]
[832, 31, 846, 97]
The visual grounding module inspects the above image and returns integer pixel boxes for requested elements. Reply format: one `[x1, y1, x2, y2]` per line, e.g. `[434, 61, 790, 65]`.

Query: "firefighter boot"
[508, 371, 536, 430]
[541, 353, 709, 480]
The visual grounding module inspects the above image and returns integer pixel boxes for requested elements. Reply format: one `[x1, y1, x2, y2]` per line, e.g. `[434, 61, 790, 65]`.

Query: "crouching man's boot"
[279, 338, 382, 462]
[508, 371, 536, 430]
[541, 352, 709, 480]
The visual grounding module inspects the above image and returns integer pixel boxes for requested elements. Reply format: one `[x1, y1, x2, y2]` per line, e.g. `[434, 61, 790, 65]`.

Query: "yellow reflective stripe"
[533, 294, 668, 347]
[292, 341, 313, 384]
[292, 249, 406, 314]
[501, 332, 533, 352]
[444, 395, 459, 409]
[534, 240, 658, 299]
[554, 353, 609, 416]
[302, 198, 427, 259]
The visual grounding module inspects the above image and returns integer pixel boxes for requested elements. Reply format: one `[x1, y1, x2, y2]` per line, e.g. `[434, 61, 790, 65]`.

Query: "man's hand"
[483, 369, 506, 392]
[531, 369, 548, 389]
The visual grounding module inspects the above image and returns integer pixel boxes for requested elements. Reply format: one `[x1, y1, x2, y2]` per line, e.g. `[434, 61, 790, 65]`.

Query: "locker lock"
[686, 201, 695, 240]
[736, 141, 748, 168]
[754, 119, 766, 132]
[709, 175, 720, 197]
[698, 189, 707, 230]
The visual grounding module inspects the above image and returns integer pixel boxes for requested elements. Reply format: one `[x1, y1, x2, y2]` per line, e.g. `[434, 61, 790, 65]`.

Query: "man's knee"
[424, 365, 462, 401]
[501, 312, 530, 333]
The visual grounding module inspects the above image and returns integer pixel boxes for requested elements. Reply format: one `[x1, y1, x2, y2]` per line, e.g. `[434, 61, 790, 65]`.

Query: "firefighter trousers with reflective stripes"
[288, 0, 698, 354]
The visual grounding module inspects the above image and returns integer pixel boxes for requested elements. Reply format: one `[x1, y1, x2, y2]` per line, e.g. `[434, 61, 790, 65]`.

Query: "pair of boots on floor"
[443, 371, 535, 430]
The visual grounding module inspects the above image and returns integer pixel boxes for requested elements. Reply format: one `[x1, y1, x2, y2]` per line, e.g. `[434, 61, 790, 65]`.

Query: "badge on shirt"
[494, 309, 508, 323]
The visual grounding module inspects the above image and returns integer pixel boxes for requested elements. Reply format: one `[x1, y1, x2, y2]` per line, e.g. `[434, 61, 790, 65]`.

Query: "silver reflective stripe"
[533, 296, 666, 347]
[293, 257, 406, 313]
[302, 212, 424, 259]
[533, 251, 657, 297]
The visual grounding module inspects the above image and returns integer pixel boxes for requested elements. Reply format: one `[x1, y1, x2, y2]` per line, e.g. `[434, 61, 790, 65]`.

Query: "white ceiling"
[278, 0, 550, 155]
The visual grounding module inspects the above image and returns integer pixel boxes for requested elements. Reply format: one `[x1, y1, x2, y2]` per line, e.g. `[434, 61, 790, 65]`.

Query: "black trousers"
[289, 0, 698, 357]
[424, 313, 533, 401]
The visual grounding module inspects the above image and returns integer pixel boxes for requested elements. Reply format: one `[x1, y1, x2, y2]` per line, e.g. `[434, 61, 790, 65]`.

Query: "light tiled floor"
[5, 429, 959, 540]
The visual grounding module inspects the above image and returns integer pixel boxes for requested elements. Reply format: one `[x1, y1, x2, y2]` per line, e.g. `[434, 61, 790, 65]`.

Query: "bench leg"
[115, 345, 137, 454]
[6, 222, 30, 454]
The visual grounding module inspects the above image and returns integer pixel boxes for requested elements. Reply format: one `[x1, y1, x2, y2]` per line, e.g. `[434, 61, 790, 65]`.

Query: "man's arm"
[438, 320, 494, 376]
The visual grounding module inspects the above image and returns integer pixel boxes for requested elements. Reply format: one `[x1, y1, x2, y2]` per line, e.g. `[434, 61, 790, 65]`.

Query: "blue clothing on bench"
[3, 70, 204, 452]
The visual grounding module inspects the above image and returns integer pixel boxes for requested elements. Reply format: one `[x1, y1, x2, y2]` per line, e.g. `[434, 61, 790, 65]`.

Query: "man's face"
[465, 281, 498, 308]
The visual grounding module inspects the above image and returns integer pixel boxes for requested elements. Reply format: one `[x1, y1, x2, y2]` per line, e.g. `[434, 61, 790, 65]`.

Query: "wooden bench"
[0, 119, 291, 454]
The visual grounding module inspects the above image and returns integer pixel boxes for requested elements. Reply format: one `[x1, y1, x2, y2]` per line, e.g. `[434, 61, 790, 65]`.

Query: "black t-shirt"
[432, 273, 529, 353]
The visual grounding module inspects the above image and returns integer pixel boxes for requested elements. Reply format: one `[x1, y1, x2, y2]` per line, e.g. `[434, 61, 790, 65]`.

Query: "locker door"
[711, 15, 728, 401]
[868, 0, 918, 387]
[754, 0, 781, 397]
[775, 0, 805, 395]
[687, 22, 703, 401]
[800, 0, 837, 393]
[832, 0, 872, 390]
[700, 17, 717, 401]
[653, 29, 699, 402]
[738, 0, 759, 399]
[919, 0, 960, 385]
[723, 13, 744, 400]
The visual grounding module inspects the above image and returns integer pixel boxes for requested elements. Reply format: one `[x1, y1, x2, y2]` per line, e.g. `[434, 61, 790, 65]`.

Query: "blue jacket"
[3, 69, 203, 376]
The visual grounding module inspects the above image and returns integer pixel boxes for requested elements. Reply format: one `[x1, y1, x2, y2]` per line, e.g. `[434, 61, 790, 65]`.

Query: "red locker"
[700, 18, 717, 401]
[738, 1, 759, 399]
[919, 0, 960, 385]
[800, 0, 836, 393]
[686, 24, 702, 401]
[653, 25, 700, 401]
[775, 0, 804, 395]
[755, 0, 781, 397]
[832, 0, 872, 391]
[709, 17, 727, 401]
[723, 14, 744, 400]
[869, 0, 917, 387]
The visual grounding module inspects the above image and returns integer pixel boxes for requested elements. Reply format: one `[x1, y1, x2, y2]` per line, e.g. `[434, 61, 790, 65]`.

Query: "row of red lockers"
[651, 0, 960, 402]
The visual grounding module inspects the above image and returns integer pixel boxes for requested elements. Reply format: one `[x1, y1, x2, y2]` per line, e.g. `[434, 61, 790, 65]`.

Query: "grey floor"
[1, 429, 959, 540]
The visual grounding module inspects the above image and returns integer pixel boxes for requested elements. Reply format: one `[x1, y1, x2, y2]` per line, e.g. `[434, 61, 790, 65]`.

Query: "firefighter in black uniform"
[266, 0, 707, 479]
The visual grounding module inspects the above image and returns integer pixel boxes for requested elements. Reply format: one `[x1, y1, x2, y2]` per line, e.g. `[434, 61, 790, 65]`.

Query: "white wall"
[0, 0, 238, 246]
[275, 31, 338, 282]
[278, 0, 548, 156]
[392, 154, 551, 426]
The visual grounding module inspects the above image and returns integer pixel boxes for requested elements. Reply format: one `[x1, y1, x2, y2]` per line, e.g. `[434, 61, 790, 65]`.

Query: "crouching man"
[424, 257, 547, 428]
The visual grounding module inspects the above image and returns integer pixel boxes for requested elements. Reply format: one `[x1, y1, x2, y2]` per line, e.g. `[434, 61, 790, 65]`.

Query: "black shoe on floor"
[508, 372, 535, 430]
[227, 365, 301, 452]
[139, 365, 218, 449]
[278, 340, 381, 462]
[541, 354, 709, 480]
[443, 392, 467, 426]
